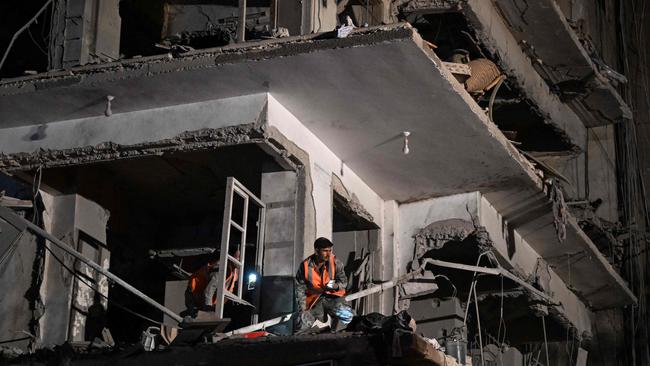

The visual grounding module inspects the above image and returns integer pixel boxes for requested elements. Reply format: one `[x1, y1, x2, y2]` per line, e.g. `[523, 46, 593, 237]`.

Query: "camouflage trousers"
[295, 295, 354, 333]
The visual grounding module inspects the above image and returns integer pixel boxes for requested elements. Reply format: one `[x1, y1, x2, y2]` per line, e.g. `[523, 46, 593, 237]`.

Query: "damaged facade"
[0, 0, 648, 365]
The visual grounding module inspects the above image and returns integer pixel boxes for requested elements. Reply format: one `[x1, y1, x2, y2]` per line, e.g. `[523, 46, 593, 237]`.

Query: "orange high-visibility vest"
[302, 254, 346, 309]
[189, 262, 238, 305]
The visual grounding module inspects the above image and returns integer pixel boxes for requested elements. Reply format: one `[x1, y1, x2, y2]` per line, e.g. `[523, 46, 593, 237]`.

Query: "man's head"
[313, 237, 334, 262]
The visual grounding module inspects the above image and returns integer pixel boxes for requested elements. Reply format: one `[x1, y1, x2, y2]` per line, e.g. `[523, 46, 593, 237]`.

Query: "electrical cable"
[463, 251, 490, 324]
[0, 0, 54, 72]
[488, 76, 505, 123]
[432, 274, 457, 298]
[27, 27, 48, 56]
[497, 273, 507, 346]
[473, 284, 485, 366]
[0, 336, 31, 345]
[542, 315, 550, 366]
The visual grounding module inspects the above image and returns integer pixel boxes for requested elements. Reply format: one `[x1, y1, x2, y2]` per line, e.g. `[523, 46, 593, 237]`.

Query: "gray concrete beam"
[462, 0, 588, 150]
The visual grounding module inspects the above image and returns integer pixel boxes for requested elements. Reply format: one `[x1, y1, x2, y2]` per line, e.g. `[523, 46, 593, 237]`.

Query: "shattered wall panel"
[0, 231, 39, 351]
[38, 193, 109, 347]
[397, 192, 480, 276]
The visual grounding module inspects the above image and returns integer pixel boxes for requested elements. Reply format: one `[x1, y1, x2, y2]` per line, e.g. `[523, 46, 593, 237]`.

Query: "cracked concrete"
[0, 124, 265, 172]
[459, 0, 588, 150]
[331, 174, 375, 225]
[490, 0, 632, 127]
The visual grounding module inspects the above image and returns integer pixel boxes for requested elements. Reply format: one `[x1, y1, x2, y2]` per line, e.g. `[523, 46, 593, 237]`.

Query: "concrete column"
[260, 171, 298, 329]
[380, 200, 398, 314]
[261, 171, 298, 277]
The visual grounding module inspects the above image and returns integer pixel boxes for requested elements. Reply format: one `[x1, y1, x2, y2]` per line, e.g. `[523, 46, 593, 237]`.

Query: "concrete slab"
[398, 0, 586, 150]
[489, 0, 632, 127]
[0, 24, 540, 205]
[483, 189, 636, 310]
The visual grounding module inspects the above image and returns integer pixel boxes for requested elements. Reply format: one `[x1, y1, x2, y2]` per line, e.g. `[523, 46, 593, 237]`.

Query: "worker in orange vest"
[294, 237, 354, 332]
[185, 249, 239, 314]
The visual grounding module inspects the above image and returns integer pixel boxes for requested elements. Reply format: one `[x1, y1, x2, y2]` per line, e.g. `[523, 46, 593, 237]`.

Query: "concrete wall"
[479, 196, 592, 338]
[39, 192, 76, 347]
[53, 0, 121, 68]
[39, 192, 109, 347]
[0, 231, 39, 350]
[539, 124, 618, 221]
[266, 94, 384, 260]
[311, 0, 338, 33]
[587, 125, 618, 221]
[396, 192, 480, 276]
[380, 200, 398, 314]
[332, 230, 381, 313]
[555, 0, 621, 70]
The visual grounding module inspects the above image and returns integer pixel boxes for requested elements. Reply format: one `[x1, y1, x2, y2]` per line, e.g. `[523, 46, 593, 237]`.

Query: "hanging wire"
[497, 273, 507, 346]
[0, 0, 54, 72]
[473, 285, 485, 366]
[542, 316, 550, 366]
[616, 1, 650, 363]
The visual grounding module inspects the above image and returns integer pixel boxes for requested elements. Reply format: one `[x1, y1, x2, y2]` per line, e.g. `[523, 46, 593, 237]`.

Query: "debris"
[447, 49, 470, 64]
[442, 62, 472, 82]
[269, 27, 290, 38]
[550, 180, 568, 243]
[0, 205, 184, 324]
[337, 16, 355, 38]
[423, 336, 441, 350]
[141, 326, 159, 351]
[241, 331, 271, 339]
[413, 218, 481, 260]
[519, 150, 571, 184]
[444, 338, 467, 364]
[424, 40, 437, 49]
[0, 346, 25, 359]
[0, 193, 32, 208]
[465, 58, 502, 94]
[400, 270, 439, 299]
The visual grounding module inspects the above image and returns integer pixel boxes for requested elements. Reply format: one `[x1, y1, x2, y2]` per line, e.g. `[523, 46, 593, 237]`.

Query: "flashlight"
[248, 272, 258, 290]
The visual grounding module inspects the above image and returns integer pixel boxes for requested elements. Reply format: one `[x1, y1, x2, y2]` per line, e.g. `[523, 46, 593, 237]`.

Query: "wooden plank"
[442, 62, 471, 77]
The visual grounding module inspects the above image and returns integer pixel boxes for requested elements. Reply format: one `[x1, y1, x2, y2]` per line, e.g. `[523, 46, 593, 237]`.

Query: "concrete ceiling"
[0, 24, 540, 203]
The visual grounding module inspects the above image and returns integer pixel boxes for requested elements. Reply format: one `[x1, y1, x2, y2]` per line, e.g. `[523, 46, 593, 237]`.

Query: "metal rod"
[228, 313, 295, 335]
[423, 259, 500, 276]
[422, 258, 559, 305]
[0, 206, 184, 324]
[226, 269, 424, 335]
[474, 283, 486, 366]
[0, 0, 53, 72]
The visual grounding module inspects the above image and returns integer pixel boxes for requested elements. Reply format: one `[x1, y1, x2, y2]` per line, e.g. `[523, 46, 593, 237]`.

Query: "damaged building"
[0, 0, 649, 365]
